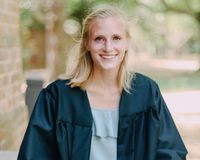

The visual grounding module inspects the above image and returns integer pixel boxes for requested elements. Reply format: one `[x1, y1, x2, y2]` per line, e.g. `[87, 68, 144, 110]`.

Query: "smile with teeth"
[100, 54, 117, 59]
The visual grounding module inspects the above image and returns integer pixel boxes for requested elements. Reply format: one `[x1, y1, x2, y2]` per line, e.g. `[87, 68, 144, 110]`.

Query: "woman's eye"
[94, 37, 103, 42]
[113, 36, 121, 41]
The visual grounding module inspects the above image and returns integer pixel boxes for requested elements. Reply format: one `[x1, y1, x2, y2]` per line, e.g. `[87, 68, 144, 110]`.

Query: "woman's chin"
[98, 63, 120, 71]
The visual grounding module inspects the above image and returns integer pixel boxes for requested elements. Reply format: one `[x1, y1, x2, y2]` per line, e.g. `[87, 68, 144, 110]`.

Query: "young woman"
[18, 6, 188, 160]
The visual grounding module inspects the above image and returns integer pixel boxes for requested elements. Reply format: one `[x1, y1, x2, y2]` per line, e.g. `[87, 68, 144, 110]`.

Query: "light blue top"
[89, 107, 119, 160]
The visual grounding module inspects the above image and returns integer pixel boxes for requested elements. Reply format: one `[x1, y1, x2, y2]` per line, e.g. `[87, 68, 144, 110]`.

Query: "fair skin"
[86, 16, 129, 109]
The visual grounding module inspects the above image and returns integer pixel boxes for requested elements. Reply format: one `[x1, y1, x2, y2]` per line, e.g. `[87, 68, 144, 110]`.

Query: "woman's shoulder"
[46, 78, 70, 89]
[131, 73, 163, 108]
[43, 78, 77, 97]
[131, 72, 160, 95]
[134, 72, 158, 87]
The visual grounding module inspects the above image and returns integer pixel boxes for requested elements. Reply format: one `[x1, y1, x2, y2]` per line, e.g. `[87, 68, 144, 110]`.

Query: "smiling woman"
[87, 16, 128, 71]
[17, 5, 188, 160]
[66, 6, 133, 92]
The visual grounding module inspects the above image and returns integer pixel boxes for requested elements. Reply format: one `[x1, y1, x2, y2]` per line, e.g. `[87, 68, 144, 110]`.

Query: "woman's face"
[87, 16, 129, 72]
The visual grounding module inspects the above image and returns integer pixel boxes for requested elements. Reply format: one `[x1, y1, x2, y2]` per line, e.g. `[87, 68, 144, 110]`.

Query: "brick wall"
[0, 0, 28, 150]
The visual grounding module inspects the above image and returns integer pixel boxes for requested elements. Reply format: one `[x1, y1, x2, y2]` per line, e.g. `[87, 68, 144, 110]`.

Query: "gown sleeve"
[17, 88, 58, 160]
[155, 84, 188, 160]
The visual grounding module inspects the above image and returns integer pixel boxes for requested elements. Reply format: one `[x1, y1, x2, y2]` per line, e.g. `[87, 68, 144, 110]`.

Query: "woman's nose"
[103, 40, 114, 53]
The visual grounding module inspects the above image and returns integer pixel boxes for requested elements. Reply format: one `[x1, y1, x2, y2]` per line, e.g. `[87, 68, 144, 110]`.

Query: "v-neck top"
[89, 107, 119, 160]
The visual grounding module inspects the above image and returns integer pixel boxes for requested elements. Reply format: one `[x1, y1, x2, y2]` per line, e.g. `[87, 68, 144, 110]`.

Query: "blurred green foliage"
[19, 0, 200, 71]
[20, 7, 45, 70]
[20, 9, 45, 31]
[150, 70, 200, 92]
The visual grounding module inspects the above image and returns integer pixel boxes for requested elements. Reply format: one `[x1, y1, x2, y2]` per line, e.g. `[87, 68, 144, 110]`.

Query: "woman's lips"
[100, 54, 117, 59]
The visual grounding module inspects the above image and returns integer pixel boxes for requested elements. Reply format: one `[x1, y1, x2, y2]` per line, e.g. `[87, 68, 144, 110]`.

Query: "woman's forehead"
[88, 17, 127, 36]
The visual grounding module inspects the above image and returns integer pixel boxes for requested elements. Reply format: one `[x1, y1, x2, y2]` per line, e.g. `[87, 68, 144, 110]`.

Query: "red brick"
[0, 0, 26, 150]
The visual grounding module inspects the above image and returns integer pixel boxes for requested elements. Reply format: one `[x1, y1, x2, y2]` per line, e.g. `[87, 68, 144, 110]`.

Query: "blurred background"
[0, 0, 200, 159]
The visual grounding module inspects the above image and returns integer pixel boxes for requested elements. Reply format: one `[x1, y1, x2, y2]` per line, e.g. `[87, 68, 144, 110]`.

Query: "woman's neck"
[87, 67, 120, 93]
[86, 68, 121, 109]
[91, 69, 118, 88]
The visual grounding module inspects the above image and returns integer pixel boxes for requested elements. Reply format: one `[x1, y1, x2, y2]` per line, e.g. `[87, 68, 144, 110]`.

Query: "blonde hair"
[65, 6, 135, 92]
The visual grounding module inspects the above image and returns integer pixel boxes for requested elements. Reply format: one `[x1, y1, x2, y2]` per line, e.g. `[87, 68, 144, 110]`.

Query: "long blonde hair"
[65, 6, 134, 92]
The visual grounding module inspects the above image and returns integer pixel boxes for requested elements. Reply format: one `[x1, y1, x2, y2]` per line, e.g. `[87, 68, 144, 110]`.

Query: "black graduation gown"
[17, 73, 188, 160]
